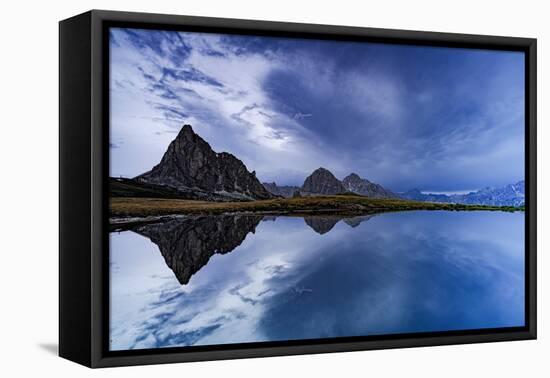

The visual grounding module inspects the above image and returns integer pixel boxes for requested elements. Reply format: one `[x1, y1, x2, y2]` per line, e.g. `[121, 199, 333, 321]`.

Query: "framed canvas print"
[59, 10, 537, 368]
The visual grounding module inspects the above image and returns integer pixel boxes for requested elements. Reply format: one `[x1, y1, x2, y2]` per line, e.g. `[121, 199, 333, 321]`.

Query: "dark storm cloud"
[110, 28, 524, 192]
[259, 41, 524, 191]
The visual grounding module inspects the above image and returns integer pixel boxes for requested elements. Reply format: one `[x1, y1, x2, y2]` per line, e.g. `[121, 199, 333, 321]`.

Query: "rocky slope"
[262, 182, 301, 198]
[264, 169, 397, 199]
[342, 173, 397, 198]
[136, 125, 273, 200]
[301, 167, 347, 195]
[110, 177, 234, 202]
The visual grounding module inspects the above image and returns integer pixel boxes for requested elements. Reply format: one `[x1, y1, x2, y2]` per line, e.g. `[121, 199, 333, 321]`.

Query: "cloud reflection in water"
[109, 211, 524, 351]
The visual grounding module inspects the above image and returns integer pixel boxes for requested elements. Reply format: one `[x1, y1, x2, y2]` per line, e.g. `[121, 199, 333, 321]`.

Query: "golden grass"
[110, 195, 523, 218]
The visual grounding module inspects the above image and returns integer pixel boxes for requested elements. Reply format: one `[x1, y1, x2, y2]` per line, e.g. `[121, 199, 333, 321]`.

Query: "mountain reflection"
[128, 214, 377, 284]
[110, 211, 525, 350]
[303, 217, 340, 234]
[133, 215, 263, 285]
[304, 214, 376, 234]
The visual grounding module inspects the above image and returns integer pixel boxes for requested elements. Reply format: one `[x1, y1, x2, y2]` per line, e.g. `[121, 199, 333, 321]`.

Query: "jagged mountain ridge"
[263, 169, 396, 199]
[400, 180, 525, 207]
[136, 125, 273, 200]
[342, 173, 398, 198]
[262, 182, 301, 198]
[118, 123, 522, 206]
[399, 189, 453, 204]
[453, 181, 525, 206]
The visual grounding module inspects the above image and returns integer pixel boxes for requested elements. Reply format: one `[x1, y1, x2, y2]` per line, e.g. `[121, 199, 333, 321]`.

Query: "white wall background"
[0, 0, 546, 376]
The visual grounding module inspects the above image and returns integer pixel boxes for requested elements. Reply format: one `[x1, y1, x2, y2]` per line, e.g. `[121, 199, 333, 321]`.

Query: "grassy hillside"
[109, 177, 236, 201]
[110, 194, 523, 218]
[110, 178, 196, 199]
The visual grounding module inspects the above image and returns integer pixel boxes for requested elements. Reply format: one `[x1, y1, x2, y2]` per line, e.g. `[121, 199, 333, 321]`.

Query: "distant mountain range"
[263, 168, 398, 199]
[110, 124, 524, 207]
[262, 182, 301, 198]
[400, 181, 525, 207]
[132, 124, 397, 200]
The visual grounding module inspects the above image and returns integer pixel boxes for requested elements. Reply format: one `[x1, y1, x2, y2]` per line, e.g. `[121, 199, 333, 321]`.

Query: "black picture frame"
[59, 9, 537, 368]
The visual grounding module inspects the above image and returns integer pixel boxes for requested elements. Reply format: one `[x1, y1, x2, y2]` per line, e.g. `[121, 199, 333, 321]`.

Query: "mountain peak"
[136, 124, 273, 200]
[302, 167, 346, 195]
[342, 173, 396, 198]
[312, 167, 331, 174]
[342, 173, 397, 198]
[175, 124, 196, 139]
[343, 173, 369, 184]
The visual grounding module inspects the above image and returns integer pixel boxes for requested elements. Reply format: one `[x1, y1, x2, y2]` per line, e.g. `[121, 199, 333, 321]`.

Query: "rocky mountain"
[128, 123, 522, 207]
[298, 168, 396, 198]
[454, 181, 525, 206]
[400, 189, 454, 203]
[136, 125, 274, 200]
[301, 167, 347, 195]
[401, 180, 525, 207]
[134, 215, 263, 285]
[262, 182, 301, 198]
[342, 173, 397, 198]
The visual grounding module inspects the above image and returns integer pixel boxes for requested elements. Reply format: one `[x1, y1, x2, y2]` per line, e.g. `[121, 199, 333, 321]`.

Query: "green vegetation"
[110, 194, 524, 219]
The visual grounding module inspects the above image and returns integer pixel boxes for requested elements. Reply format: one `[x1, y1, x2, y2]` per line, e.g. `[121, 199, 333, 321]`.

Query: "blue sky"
[109, 28, 525, 193]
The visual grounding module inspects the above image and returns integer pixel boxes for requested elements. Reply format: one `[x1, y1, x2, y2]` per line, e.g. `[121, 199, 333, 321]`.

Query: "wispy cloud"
[110, 28, 524, 191]
[294, 112, 312, 120]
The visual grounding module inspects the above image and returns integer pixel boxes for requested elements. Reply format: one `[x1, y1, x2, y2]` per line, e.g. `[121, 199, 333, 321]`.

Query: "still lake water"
[109, 211, 524, 351]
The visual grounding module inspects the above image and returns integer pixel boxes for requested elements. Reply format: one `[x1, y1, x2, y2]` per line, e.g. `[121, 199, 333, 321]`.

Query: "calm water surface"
[109, 211, 524, 351]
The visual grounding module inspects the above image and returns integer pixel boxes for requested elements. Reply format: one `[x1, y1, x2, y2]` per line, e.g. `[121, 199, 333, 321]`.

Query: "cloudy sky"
[109, 28, 525, 193]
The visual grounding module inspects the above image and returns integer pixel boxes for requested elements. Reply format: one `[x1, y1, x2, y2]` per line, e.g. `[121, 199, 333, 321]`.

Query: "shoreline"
[110, 195, 524, 230]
